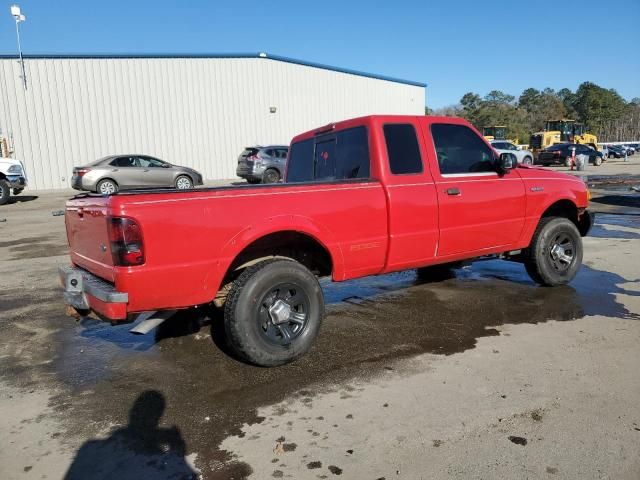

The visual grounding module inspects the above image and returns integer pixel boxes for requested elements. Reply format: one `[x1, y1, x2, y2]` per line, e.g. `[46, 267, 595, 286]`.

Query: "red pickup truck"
[61, 115, 593, 366]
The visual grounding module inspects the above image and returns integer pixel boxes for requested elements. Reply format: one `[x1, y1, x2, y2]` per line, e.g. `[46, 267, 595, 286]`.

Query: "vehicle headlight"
[8, 164, 22, 174]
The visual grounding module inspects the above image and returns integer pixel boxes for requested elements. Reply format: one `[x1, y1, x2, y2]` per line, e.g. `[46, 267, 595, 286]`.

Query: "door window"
[431, 124, 496, 175]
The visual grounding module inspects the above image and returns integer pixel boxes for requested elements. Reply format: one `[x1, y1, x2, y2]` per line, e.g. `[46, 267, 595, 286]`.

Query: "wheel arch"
[214, 218, 344, 301]
[540, 198, 579, 227]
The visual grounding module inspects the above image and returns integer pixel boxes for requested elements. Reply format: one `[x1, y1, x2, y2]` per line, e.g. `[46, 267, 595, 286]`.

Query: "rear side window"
[384, 124, 423, 175]
[286, 126, 370, 182]
[431, 124, 496, 175]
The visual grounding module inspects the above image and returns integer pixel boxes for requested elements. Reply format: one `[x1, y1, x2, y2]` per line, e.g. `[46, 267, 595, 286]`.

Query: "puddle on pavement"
[2, 214, 639, 479]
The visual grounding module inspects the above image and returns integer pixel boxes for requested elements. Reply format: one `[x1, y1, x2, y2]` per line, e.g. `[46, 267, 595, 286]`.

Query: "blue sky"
[1, 0, 639, 108]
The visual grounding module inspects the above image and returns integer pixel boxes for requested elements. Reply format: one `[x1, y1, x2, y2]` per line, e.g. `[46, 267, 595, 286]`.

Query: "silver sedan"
[71, 155, 203, 194]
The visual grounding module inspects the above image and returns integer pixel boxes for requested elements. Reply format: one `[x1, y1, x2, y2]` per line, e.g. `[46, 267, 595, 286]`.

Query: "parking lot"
[1, 158, 640, 479]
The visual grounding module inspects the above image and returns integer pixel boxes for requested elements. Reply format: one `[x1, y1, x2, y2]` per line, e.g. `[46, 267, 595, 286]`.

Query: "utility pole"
[10, 4, 27, 90]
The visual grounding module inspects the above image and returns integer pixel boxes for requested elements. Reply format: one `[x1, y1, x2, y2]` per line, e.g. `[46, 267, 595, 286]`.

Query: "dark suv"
[537, 143, 604, 167]
[236, 145, 289, 184]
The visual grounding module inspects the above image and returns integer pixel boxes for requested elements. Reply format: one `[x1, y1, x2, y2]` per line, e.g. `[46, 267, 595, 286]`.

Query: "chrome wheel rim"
[548, 233, 574, 271]
[176, 177, 192, 189]
[258, 283, 309, 345]
[99, 182, 116, 195]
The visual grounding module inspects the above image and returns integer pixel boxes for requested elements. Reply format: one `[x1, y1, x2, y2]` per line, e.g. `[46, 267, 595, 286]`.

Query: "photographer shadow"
[64, 390, 197, 480]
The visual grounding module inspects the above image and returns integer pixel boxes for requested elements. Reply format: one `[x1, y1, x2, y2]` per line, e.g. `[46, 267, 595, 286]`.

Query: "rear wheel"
[523, 156, 533, 165]
[175, 175, 193, 189]
[0, 179, 11, 205]
[262, 168, 280, 184]
[523, 217, 582, 286]
[96, 179, 118, 195]
[594, 156, 602, 166]
[224, 259, 324, 366]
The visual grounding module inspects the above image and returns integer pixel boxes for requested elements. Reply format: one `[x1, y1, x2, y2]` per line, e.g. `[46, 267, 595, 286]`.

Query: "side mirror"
[162, 163, 171, 168]
[498, 152, 517, 172]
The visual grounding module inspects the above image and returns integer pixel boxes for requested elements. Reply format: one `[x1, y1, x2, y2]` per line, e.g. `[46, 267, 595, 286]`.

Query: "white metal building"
[0, 53, 426, 190]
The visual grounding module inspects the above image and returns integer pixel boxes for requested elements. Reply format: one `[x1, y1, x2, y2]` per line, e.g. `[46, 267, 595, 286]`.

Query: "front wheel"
[0, 179, 11, 205]
[523, 217, 583, 286]
[175, 175, 193, 189]
[564, 157, 573, 167]
[594, 156, 602, 166]
[224, 259, 324, 366]
[523, 156, 533, 165]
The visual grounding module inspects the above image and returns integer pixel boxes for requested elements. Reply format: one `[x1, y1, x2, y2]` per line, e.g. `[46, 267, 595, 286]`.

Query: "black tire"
[175, 175, 193, 189]
[224, 259, 324, 366]
[416, 262, 461, 282]
[262, 168, 281, 184]
[523, 156, 533, 165]
[0, 179, 10, 205]
[564, 157, 573, 168]
[523, 217, 583, 286]
[96, 178, 118, 195]
[594, 156, 602, 166]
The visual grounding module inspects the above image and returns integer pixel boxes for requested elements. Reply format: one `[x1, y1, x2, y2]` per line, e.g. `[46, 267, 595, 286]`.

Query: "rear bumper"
[236, 162, 266, 180]
[59, 265, 129, 320]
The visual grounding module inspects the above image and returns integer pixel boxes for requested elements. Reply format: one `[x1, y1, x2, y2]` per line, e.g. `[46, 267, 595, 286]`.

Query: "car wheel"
[594, 156, 602, 166]
[0, 179, 11, 205]
[523, 217, 582, 286]
[175, 175, 193, 189]
[262, 168, 281, 184]
[224, 259, 324, 367]
[96, 179, 118, 195]
[564, 157, 573, 168]
[523, 156, 533, 165]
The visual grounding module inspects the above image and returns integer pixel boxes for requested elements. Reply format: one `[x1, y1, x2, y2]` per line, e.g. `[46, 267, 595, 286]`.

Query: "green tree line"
[427, 82, 640, 143]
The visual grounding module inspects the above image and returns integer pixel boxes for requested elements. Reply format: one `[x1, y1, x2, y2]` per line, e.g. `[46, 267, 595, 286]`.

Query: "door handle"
[446, 188, 461, 196]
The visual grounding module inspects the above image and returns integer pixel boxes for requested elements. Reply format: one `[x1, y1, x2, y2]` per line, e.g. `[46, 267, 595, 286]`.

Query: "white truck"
[0, 157, 28, 205]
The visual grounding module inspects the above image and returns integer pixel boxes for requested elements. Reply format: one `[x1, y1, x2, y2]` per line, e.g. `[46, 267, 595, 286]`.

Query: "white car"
[0, 157, 28, 205]
[490, 140, 534, 165]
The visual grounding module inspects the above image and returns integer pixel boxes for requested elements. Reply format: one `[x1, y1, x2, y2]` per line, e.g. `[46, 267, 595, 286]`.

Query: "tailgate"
[65, 196, 115, 282]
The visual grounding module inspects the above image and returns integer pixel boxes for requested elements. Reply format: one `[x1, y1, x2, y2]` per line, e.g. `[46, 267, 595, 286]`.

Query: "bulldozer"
[529, 119, 598, 156]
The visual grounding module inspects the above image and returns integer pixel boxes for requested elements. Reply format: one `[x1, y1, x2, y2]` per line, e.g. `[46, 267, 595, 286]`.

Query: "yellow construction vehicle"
[482, 126, 507, 141]
[529, 119, 598, 156]
[482, 126, 519, 144]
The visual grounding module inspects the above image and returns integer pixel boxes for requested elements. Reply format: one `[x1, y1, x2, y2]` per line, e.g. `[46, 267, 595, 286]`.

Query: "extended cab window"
[287, 126, 370, 182]
[384, 124, 423, 175]
[431, 124, 496, 175]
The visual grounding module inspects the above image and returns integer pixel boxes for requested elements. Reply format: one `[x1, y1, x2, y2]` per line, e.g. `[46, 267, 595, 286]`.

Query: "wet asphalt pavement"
[1, 180, 639, 479]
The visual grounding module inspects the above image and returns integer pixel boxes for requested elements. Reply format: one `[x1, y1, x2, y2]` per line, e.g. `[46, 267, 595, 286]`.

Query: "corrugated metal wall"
[0, 56, 425, 190]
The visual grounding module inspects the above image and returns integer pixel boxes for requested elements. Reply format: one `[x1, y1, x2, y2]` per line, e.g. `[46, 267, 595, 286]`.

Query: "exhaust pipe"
[129, 310, 177, 335]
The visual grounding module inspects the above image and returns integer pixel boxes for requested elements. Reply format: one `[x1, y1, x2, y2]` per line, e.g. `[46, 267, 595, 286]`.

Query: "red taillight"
[76, 168, 91, 177]
[247, 154, 259, 161]
[107, 217, 145, 266]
